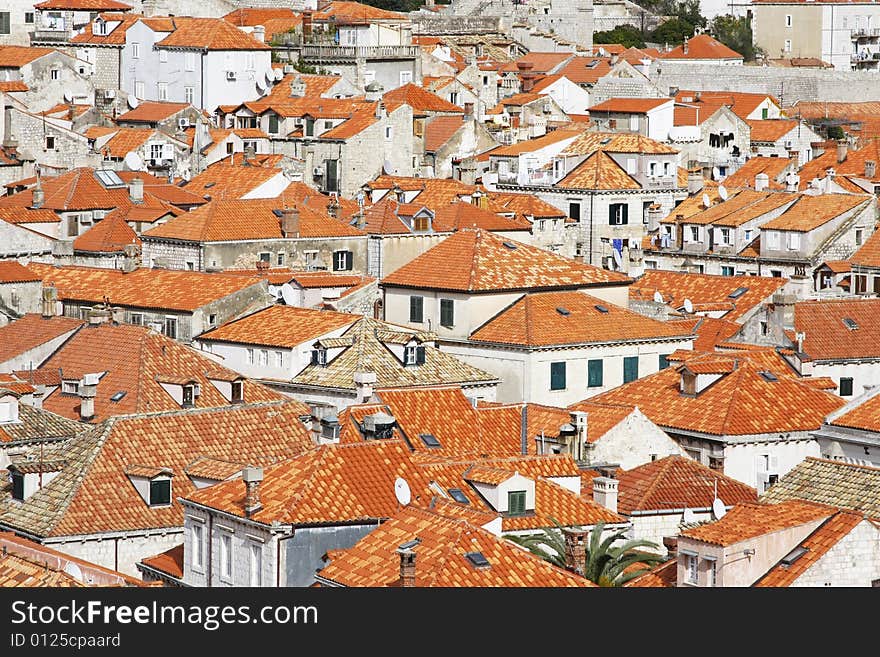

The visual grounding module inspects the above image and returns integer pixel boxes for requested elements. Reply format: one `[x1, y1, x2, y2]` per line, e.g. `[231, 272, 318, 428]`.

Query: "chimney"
[683, 37, 689, 55]
[562, 528, 587, 575]
[645, 203, 663, 231]
[662, 535, 678, 556]
[290, 76, 306, 98]
[353, 371, 377, 404]
[754, 172, 769, 192]
[771, 292, 797, 330]
[610, 53, 619, 65]
[516, 61, 536, 92]
[569, 410, 588, 461]
[302, 10, 312, 38]
[687, 169, 703, 195]
[397, 544, 417, 587]
[520, 403, 528, 455]
[392, 183, 405, 204]
[87, 305, 113, 326]
[785, 171, 800, 192]
[122, 243, 139, 273]
[866, 160, 876, 179]
[243, 144, 255, 165]
[128, 177, 143, 204]
[41, 285, 57, 318]
[463, 102, 473, 120]
[355, 211, 366, 230]
[327, 194, 339, 218]
[836, 140, 847, 163]
[675, 214, 685, 251]
[592, 476, 618, 514]
[31, 184, 44, 209]
[79, 376, 97, 422]
[242, 466, 264, 517]
[252, 25, 265, 43]
[280, 206, 300, 238]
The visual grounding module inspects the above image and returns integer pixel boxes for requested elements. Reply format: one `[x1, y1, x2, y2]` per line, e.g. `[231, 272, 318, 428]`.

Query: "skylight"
[419, 433, 441, 448]
[502, 241, 518, 250]
[94, 169, 124, 188]
[758, 371, 778, 382]
[780, 545, 808, 566]
[842, 317, 859, 330]
[464, 551, 490, 568]
[727, 287, 748, 300]
[399, 538, 420, 550]
[556, 307, 570, 316]
[448, 488, 470, 505]
[594, 304, 609, 313]
[110, 391, 127, 403]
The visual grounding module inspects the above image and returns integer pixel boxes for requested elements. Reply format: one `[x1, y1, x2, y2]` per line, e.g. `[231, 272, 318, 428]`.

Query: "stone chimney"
[397, 544, 417, 587]
[129, 177, 143, 204]
[592, 476, 618, 514]
[837, 140, 848, 163]
[78, 375, 98, 421]
[562, 528, 587, 575]
[364, 81, 384, 103]
[662, 535, 677, 556]
[569, 410, 588, 461]
[280, 206, 300, 238]
[683, 37, 689, 55]
[645, 203, 663, 231]
[327, 194, 339, 218]
[687, 169, 703, 195]
[771, 292, 797, 330]
[302, 10, 312, 38]
[354, 371, 377, 403]
[31, 184, 44, 209]
[243, 144, 255, 165]
[675, 214, 685, 251]
[516, 61, 536, 92]
[866, 160, 876, 179]
[41, 285, 57, 318]
[242, 466, 264, 517]
[87, 305, 113, 326]
[290, 76, 306, 98]
[122, 243, 139, 273]
[754, 172, 769, 192]
[463, 102, 473, 119]
[252, 25, 265, 43]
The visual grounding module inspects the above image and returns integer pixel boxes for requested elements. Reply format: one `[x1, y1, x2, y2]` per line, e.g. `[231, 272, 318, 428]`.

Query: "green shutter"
[268, 114, 279, 134]
[840, 378, 853, 396]
[508, 491, 526, 515]
[588, 359, 603, 387]
[149, 480, 171, 506]
[440, 299, 454, 327]
[550, 361, 566, 390]
[409, 296, 423, 323]
[0, 13, 9, 35]
[659, 354, 670, 370]
[623, 356, 639, 383]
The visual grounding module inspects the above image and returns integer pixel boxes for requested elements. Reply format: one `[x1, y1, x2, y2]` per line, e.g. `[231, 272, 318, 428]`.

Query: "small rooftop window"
[727, 287, 748, 299]
[594, 304, 609, 313]
[110, 391, 127, 403]
[502, 241, 518, 250]
[420, 433, 441, 448]
[94, 169, 124, 188]
[842, 317, 859, 330]
[781, 545, 808, 566]
[448, 488, 470, 504]
[465, 551, 490, 568]
[758, 371, 778, 382]
[399, 538, 421, 550]
[556, 307, 570, 316]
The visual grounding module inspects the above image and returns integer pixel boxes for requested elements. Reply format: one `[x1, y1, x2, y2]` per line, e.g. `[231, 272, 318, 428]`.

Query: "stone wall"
[44, 530, 184, 578]
[0, 280, 42, 321]
[791, 520, 880, 586]
[9, 106, 99, 173]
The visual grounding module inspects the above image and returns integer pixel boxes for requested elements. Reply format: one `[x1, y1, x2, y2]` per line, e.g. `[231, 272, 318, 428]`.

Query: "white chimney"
[129, 177, 143, 204]
[754, 172, 769, 192]
[592, 476, 618, 514]
[243, 466, 264, 517]
[353, 371, 377, 403]
[252, 25, 265, 43]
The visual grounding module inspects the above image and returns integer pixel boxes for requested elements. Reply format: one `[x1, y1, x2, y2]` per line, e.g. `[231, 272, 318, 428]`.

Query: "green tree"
[651, 18, 695, 46]
[710, 14, 756, 61]
[593, 25, 647, 49]
[505, 520, 665, 587]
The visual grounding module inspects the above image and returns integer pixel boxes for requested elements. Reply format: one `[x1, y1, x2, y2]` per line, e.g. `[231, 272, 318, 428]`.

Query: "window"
[685, 554, 698, 584]
[182, 384, 195, 408]
[25, 12, 34, 24]
[721, 266, 734, 276]
[132, 42, 140, 59]
[258, 252, 271, 263]
[231, 381, 243, 403]
[649, 161, 658, 177]
[449, 91, 460, 105]
[787, 232, 800, 250]
[129, 313, 143, 326]
[784, 39, 792, 52]
[508, 491, 527, 516]
[249, 543, 262, 586]
[159, 49, 168, 63]
[550, 361, 566, 390]
[157, 82, 168, 101]
[623, 356, 639, 383]
[707, 559, 717, 587]
[690, 226, 700, 242]
[629, 115, 639, 131]
[568, 202, 581, 222]
[404, 345, 425, 366]
[659, 354, 670, 370]
[409, 296, 424, 323]
[185, 52, 195, 71]
[276, 252, 284, 266]
[191, 523, 204, 569]
[856, 229, 863, 246]
[760, 320, 769, 336]
[45, 136, 55, 150]
[785, 14, 792, 27]
[135, 81, 144, 99]
[149, 479, 171, 506]
[625, 158, 636, 174]
[609, 203, 628, 225]
[50, 68, 60, 81]
[246, 348, 254, 365]
[259, 349, 268, 367]
[771, 270, 782, 278]
[220, 533, 232, 580]
[184, 86, 194, 104]
[0, 12, 10, 35]
[208, 314, 217, 327]
[385, 126, 393, 141]
[311, 348, 327, 366]
[273, 351, 283, 368]
[11, 472, 24, 501]
[246, 52, 255, 71]
[400, 70, 413, 85]
[163, 317, 177, 339]
[440, 299, 454, 328]
[765, 231, 779, 249]
[588, 359, 603, 387]
[719, 228, 731, 245]
[333, 250, 353, 271]
[268, 114, 279, 134]
[413, 215, 430, 232]
[840, 377, 854, 396]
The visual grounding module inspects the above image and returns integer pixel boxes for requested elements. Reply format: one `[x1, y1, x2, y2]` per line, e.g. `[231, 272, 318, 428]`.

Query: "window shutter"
[344, 250, 353, 270]
[623, 356, 639, 383]
[588, 359, 603, 387]
[415, 346, 426, 365]
[621, 204, 628, 225]
[550, 362, 566, 390]
[311, 349, 319, 366]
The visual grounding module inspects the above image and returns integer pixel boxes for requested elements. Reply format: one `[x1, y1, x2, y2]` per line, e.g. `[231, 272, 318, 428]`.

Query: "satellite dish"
[702, 193, 711, 208]
[382, 160, 393, 175]
[683, 298, 694, 313]
[712, 166, 721, 180]
[274, 68, 284, 81]
[682, 508, 697, 523]
[653, 290, 663, 303]
[394, 477, 411, 506]
[718, 184, 728, 200]
[712, 497, 727, 519]
[63, 562, 84, 582]
[265, 68, 275, 83]
[123, 151, 143, 172]
[63, 91, 72, 103]
[612, 248, 623, 269]
[256, 80, 265, 94]
[127, 95, 139, 109]
[280, 282, 296, 306]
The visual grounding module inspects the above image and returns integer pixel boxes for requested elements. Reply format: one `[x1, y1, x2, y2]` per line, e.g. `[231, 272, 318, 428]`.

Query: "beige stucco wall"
[754, 5, 823, 61]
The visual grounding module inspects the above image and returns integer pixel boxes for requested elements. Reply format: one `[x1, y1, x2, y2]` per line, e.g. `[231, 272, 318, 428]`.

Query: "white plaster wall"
[45, 530, 184, 578]
[723, 436, 821, 491]
[587, 407, 687, 470]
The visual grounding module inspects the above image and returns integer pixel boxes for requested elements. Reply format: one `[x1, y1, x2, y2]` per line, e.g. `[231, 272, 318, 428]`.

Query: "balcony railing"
[298, 45, 421, 60]
[851, 28, 880, 39]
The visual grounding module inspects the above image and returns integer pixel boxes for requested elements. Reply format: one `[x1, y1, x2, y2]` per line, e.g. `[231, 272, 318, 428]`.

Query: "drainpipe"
[201, 51, 206, 112]
[206, 512, 213, 587]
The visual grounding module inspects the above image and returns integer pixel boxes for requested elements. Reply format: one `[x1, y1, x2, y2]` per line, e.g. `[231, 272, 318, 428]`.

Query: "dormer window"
[404, 345, 425, 366]
[508, 490, 527, 516]
[10, 471, 24, 501]
[182, 384, 196, 408]
[150, 478, 171, 506]
[231, 380, 243, 403]
[413, 215, 430, 232]
[62, 380, 80, 395]
[312, 348, 328, 366]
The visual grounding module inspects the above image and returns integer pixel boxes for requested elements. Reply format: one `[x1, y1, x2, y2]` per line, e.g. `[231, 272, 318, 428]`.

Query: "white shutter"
[161, 143, 174, 160]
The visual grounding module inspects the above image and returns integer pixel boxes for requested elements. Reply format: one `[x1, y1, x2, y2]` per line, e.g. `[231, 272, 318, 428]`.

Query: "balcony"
[297, 44, 421, 62]
[851, 28, 880, 40]
[29, 29, 74, 43]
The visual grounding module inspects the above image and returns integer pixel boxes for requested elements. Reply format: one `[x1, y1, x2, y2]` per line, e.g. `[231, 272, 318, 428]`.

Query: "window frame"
[623, 356, 639, 384]
[439, 298, 454, 328]
[148, 478, 172, 507]
[550, 361, 567, 391]
[587, 359, 603, 387]
[508, 490, 527, 516]
[409, 295, 424, 323]
[839, 377, 854, 396]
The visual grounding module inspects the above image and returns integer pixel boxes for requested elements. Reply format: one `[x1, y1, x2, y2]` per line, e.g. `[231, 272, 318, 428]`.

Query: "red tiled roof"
[721, 157, 794, 190]
[139, 544, 184, 580]
[588, 98, 671, 114]
[501, 52, 573, 74]
[34, 0, 131, 8]
[313, 1, 406, 23]
[760, 193, 871, 232]
[0, 82, 28, 92]
[487, 193, 565, 219]
[72, 213, 140, 253]
[795, 298, 880, 360]
[562, 131, 678, 155]
[660, 34, 743, 60]
[470, 290, 692, 346]
[155, 17, 270, 50]
[556, 57, 613, 85]
[680, 500, 835, 546]
[558, 150, 640, 190]
[424, 115, 466, 153]
[0, 261, 41, 283]
[69, 12, 139, 45]
[382, 228, 630, 292]
[0, 46, 58, 68]
[199, 305, 358, 348]
[0, 314, 84, 365]
[675, 90, 778, 122]
[623, 559, 678, 587]
[615, 455, 757, 515]
[589, 352, 844, 437]
[383, 83, 462, 114]
[487, 128, 584, 157]
[183, 164, 286, 200]
[116, 102, 190, 123]
[431, 200, 531, 232]
[747, 119, 798, 142]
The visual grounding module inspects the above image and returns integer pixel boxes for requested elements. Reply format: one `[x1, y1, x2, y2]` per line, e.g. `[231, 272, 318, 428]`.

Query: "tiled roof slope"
[488, 193, 566, 219]
[660, 34, 743, 60]
[630, 270, 788, 322]
[679, 500, 835, 546]
[383, 83, 462, 114]
[317, 504, 593, 587]
[562, 131, 678, 155]
[72, 213, 140, 253]
[615, 455, 758, 515]
[198, 305, 358, 348]
[0, 46, 58, 67]
[754, 510, 866, 587]
[794, 298, 880, 360]
[470, 290, 692, 346]
[139, 544, 184, 580]
[622, 559, 677, 587]
[381, 228, 630, 292]
[828, 389, 880, 433]
[26, 263, 264, 312]
[155, 17, 270, 50]
[142, 199, 364, 242]
[0, 552, 85, 587]
[850, 228, 880, 268]
[487, 128, 584, 157]
[558, 150, 640, 190]
[115, 102, 190, 123]
[760, 194, 870, 232]
[747, 119, 798, 142]
[34, 0, 130, 8]
[431, 201, 531, 232]
[31, 323, 287, 423]
[293, 319, 498, 391]
[589, 352, 844, 436]
[0, 401, 315, 537]
[0, 403, 85, 445]
[0, 261, 41, 283]
[183, 163, 284, 200]
[0, 314, 84, 365]
[424, 115, 465, 152]
[721, 157, 794, 190]
[588, 98, 670, 114]
[184, 440, 432, 525]
[313, 1, 406, 22]
[759, 457, 880, 518]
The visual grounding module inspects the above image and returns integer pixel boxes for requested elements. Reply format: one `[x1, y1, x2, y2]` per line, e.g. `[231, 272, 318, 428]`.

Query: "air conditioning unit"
[226, 71, 237, 80]
[82, 372, 101, 386]
[192, 384, 201, 397]
[178, 117, 190, 129]
[104, 89, 116, 99]
[313, 166, 324, 176]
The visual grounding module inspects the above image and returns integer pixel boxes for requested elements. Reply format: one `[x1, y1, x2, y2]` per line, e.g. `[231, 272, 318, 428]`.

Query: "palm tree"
[505, 520, 665, 587]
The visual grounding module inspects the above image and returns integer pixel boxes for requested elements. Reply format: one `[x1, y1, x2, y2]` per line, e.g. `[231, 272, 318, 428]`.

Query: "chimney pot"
[866, 160, 876, 179]
[31, 185, 45, 209]
[129, 177, 143, 204]
[662, 535, 678, 556]
[754, 172, 769, 192]
[562, 528, 587, 575]
[397, 547, 416, 587]
[41, 285, 57, 318]
[280, 206, 300, 238]
[243, 466, 264, 516]
[687, 169, 704, 195]
[836, 140, 847, 163]
[592, 476, 618, 514]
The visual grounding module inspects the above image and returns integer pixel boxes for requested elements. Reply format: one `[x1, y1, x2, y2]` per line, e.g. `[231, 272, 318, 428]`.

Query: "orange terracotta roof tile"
[431, 200, 531, 232]
[675, 90, 778, 122]
[69, 12, 138, 45]
[562, 131, 678, 155]
[0, 551, 85, 587]
[486, 128, 584, 157]
[182, 165, 284, 200]
[487, 192, 565, 219]
[183, 456, 247, 482]
[555, 57, 612, 85]
[0, 261, 41, 283]
[761, 193, 871, 232]
[661, 189, 795, 228]
[382, 228, 630, 292]
[0, 401, 314, 538]
[630, 270, 787, 322]
[561, 401, 634, 444]
[313, 1, 406, 22]
[424, 115, 465, 152]
[317, 504, 592, 587]
[139, 544, 184, 580]
[680, 316, 742, 351]
[263, 73, 343, 101]
[367, 175, 477, 205]
[383, 83, 462, 114]
[721, 157, 794, 190]
[747, 119, 799, 142]
[680, 500, 835, 546]
[199, 305, 357, 348]
[614, 455, 757, 515]
[0, 81, 28, 92]
[34, 0, 130, 7]
[156, 17, 270, 51]
[116, 102, 190, 123]
[660, 34, 742, 61]
[316, 108, 378, 140]
[0, 314, 84, 365]
[588, 98, 671, 114]
[794, 297, 880, 360]
[501, 52, 573, 74]
[470, 290, 692, 346]
[558, 150, 641, 190]
[623, 558, 677, 587]
[72, 213, 140, 253]
[501, 476, 627, 532]
[0, 46, 60, 68]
